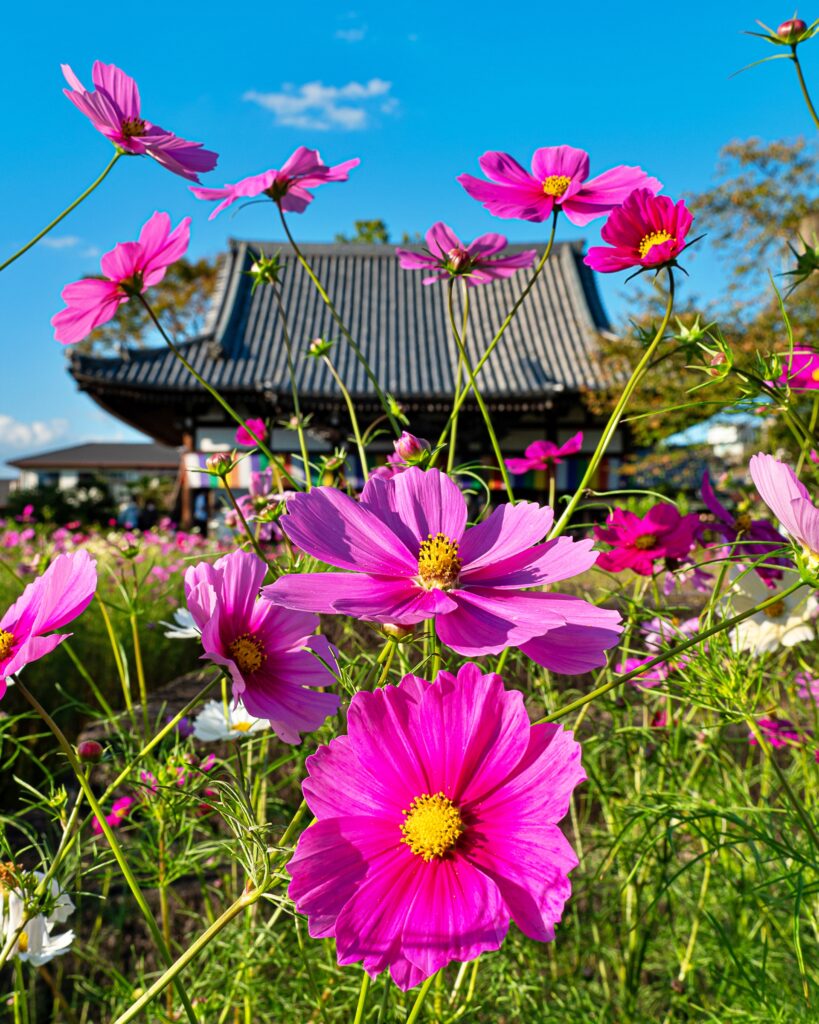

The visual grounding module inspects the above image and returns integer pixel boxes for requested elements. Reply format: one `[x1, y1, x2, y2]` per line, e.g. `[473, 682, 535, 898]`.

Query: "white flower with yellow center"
[192, 699, 271, 742]
[728, 570, 817, 653]
[0, 866, 75, 966]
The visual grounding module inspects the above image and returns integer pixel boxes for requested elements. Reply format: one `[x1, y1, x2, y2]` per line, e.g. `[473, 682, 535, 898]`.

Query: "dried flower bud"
[77, 740, 103, 763]
[394, 431, 432, 464]
[206, 452, 233, 477]
[777, 17, 808, 41]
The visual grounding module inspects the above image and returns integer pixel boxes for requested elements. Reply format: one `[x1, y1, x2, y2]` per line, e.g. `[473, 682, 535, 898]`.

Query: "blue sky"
[0, 0, 813, 471]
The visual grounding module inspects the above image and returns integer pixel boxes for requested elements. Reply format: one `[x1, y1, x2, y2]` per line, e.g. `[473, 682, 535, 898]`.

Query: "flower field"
[2, 15, 819, 1022]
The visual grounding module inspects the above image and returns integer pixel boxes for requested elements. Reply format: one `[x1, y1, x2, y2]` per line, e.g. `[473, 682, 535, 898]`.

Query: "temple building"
[69, 239, 624, 524]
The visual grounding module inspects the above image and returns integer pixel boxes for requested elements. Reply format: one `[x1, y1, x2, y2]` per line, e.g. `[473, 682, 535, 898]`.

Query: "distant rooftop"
[9, 442, 179, 471]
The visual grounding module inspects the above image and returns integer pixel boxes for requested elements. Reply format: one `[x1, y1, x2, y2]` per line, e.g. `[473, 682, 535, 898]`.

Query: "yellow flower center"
[638, 231, 674, 259]
[0, 630, 15, 661]
[542, 175, 571, 197]
[811, 368, 819, 382]
[120, 117, 147, 138]
[634, 534, 658, 550]
[400, 792, 463, 861]
[763, 600, 786, 619]
[417, 533, 462, 590]
[17, 932, 28, 953]
[733, 513, 753, 533]
[232, 721, 253, 733]
[227, 633, 266, 675]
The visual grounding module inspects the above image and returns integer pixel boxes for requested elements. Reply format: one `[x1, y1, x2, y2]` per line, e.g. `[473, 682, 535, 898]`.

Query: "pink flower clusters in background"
[52, 212, 190, 345]
[594, 504, 699, 577]
[458, 145, 660, 225]
[288, 663, 584, 989]
[91, 796, 134, 835]
[190, 146, 360, 218]
[0, 550, 97, 696]
[584, 189, 693, 274]
[62, 62, 218, 181]
[267, 467, 622, 670]
[505, 432, 583, 476]
[395, 222, 536, 286]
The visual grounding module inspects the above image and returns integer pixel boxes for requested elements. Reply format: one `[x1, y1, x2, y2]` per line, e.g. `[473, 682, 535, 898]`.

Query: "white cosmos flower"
[0, 869, 75, 966]
[729, 571, 817, 653]
[193, 699, 271, 742]
[161, 607, 200, 640]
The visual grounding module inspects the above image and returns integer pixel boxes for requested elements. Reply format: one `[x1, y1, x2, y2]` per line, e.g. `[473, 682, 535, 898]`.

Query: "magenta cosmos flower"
[184, 550, 338, 743]
[265, 467, 621, 668]
[92, 796, 134, 836]
[595, 504, 699, 577]
[458, 145, 660, 225]
[395, 222, 536, 286]
[235, 418, 267, 447]
[190, 147, 360, 219]
[749, 453, 819, 561]
[0, 551, 97, 697]
[505, 432, 583, 476]
[62, 62, 217, 182]
[775, 348, 819, 390]
[52, 212, 190, 345]
[288, 662, 584, 990]
[701, 471, 787, 586]
[585, 189, 693, 274]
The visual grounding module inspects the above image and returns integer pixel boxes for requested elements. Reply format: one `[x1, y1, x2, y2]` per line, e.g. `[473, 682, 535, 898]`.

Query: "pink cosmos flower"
[190, 147, 360, 219]
[595, 504, 699, 577]
[62, 62, 217, 182]
[749, 453, 819, 559]
[748, 718, 803, 749]
[584, 189, 693, 274]
[51, 212, 190, 345]
[0, 551, 97, 697]
[619, 655, 669, 690]
[287, 662, 584, 990]
[265, 467, 622, 666]
[91, 796, 134, 836]
[776, 348, 819, 390]
[235, 418, 267, 447]
[395, 222, 536, 286]
[700, 471, 787, 586]
[457, 145, 661, 225]
[505, 432, 583, 476]
[184, 550, 338, 743]
[796, 671, 819, 705]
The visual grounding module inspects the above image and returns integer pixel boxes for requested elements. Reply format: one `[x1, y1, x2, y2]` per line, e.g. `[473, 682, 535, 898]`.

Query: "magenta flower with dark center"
[700, 471, 788, 586]
[184, 550, 338, 744]
[62, 62, 218, 182]
[458, 145, 661, 225]
[51, 212, 190, 346]
[0, 551, 97, 697]
[287, 662, 584, 990]
[594, 503, 699, 577]
[190, 147, 360, 219]
[775, 348, 819, 390]
[265, 467, 622, 667]
[584, 189, 693, 274]
[395, 222, 537, 286]
[505, 432, 583, 475]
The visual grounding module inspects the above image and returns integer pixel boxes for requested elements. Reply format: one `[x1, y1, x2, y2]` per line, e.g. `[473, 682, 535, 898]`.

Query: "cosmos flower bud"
[77, 740, 103, 763]
[249, 251, 283, 291]
[308, 337, 333, 358]
[777, 17, 807, 41]
[382, 622, 415, 640]
[446, 246, 471, 272]
[206, 452, 233, 476]
[393, 431, 431, 464]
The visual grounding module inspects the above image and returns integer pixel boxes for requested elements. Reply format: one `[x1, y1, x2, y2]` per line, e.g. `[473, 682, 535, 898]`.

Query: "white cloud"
[336, 26, 366, 42]
[0, 415, 69, 451]
[40, 235, 82, 250]
[243, 79, 395, 132]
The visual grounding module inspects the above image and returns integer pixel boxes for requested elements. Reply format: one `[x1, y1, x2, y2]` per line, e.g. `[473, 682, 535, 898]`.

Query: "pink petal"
[424, 222, 461, 257]
[476, 151, 535, 187]
[100, 240, 143, 283]
[390, 468, 468, 545]
[436, 589, 566, 656]
[91, 61, 141, 119]
[530, 145, 590, 189]
[459, 501, 552, 573]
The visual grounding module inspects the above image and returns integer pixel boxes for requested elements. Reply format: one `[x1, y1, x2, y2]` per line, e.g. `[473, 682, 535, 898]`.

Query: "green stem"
[222, 477, 276, 573]
[375, 638, 398, 688]
[432, 212, 559, 457]
[322, 354, 370, 481]
[273, 286, 312, 489]
[406, 974, 436, 1024]
[129, 610, 149, 739]
[14, 678, 200, 1024]
[353, 971, 371, 1024]
[135, 295, 298, 489]
[446, 354, 465, 473]
[538, 577, 806, 723]
[278, 205, 400, 434]
[447, 280, 515, 499]
[792, 48, 819, 131]
[0, 152, 121, 273]
[97, 595, 134, 723]
[550, 268, 675, 539]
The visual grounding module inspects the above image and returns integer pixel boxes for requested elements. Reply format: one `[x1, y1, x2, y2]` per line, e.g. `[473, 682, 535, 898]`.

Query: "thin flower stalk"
[447, 279, 515, 498]
[405, 974, 436, 1024]
[791, 48, 819, 129]
[0, 152, 122, 273]
[278, 206, 401, 435]
[550, 268, 676, 539]
[321, 352, 370, 481]
[96, 596, 135, 724]
[13, 678, 201, 1024]
[272, 287, 312, 490]
[221, 477, 276, 574]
